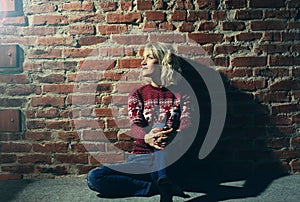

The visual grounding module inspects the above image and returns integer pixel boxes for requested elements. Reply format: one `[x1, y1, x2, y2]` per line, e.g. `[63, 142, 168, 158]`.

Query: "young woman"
[87, 43, 192, 202]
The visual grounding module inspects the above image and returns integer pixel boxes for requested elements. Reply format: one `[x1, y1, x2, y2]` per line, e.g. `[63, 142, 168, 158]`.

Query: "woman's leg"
[87, 154, 158, 197]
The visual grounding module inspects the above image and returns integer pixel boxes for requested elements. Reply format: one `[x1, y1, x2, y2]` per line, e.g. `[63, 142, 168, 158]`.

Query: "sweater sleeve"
[128, 89, 149, 139]
[179, 94, 192, 131]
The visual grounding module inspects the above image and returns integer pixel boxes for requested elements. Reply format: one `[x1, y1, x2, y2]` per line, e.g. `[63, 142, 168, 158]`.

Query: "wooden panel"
[0, 0, 15, 12]
[0, 45, 18, 68]
[0, 109, 21, 132]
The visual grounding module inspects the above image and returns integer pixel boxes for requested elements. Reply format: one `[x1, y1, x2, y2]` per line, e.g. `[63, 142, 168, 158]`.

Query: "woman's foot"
[157, 178, 190, 202]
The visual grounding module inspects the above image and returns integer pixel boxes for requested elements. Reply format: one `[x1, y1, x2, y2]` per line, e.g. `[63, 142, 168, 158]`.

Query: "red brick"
[246, 33, 264, 46]
[38, 36, 73, 46]
[27, 120, 46, 129]
[24, 63, 42, 72]
[249, 0, 285, 8]
[214, 45, 247, 55]
[270, 79, 300, 91]
[81, 130, 111, 142]
[99, 2, 117, 12]
[0, 74, 29, 84]
[18, 154, 51, 164]
[107, 12, 141, 23]
[78, 60, 115, 71]
[1, 165, 34, 174]
[230, 79, 266, 91]
[196, 0, 218, 9]
[269, 56, 300, 66]
[90, 152, 124, 164]
[55, 154, 88, 164]
[0, 98, 27, 107]
[23, 27, 56, 36]
[43, 61, 78, 71]
[28, 49, 62, 59]
[255, 44, 290, 54]
[198, 21, 217, 31]
[271, 104, 299, 114]
[0, 36, 37, 46]
[254, 91, 289, 103]
[71, 119, 105, 129]
[188, 11, 210, 22]
[31, 96, 65, 107]
[43, 84, 74, 94]
[32, 143, 68, 153]
[235, 10, 263, 20]
[264, 10, 291, 19]
[0, 174, 23, 180]
[282, 32, 300, 41]
[176, 0, 194, 9]
[0, 154, 17, 163]
[142, 22, 157, 31]
[25, 4, 56, 14]
[289, 159, 300, 173]
[97, 83, 113, 93]
[212, 11, 227, 20]
[63, 48, 98, 58]
[118, 58, 143, 68]
[219, 68, 252, 78]
[98, 25, 128, 35]
[58, 131, 80, 141]
[2, 16, 26, 25]
[37, 166, 68, 175]
[69, 14, 105, 23]
[61, 2, 94, 11]
[231, 56, 267, 67]
[179, 22, 194, 32]
[24, 132, 52, 141]
[171, 10, 186, 21]
[251, 20, 286, 31]
[188, 33, 223, 44]
[145, 11, 165, 21]
[112, 35, 148, 45]
[69, 24, 95, 35]
[103, 72, 124, 81]
[67, 94, 96, 105]
[121, 1, 133, 10]
[110, 142, 134, 152]
[7, 85, 41, 96]
[33, 15, 68, 25]
[46, 120, 70, 130]
[35, 74, 65, 83]
[79, 36, 107, 46]
[1, 143, 32, 153]
[137, 0, 152, 10]
[159, 22, 175, 31]
[149, 33, 186, 43]
[94, 108, 118, 117]
[222, 22, 245, 31]
[253, 68, 289, 77]
[225, 0, 246, 8]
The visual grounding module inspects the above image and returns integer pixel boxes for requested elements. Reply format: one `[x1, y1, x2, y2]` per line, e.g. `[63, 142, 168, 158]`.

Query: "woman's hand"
[144, 127, 173, 150]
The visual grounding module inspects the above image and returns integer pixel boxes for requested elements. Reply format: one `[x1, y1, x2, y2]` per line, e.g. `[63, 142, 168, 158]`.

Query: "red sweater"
[128, 84, 191, 154]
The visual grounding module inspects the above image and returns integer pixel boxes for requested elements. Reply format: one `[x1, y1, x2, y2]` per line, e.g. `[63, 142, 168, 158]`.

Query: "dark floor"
[0, 174, 299, 202]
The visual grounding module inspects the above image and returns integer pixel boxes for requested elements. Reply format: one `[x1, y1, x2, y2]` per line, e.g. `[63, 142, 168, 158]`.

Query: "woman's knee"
[87, 167, 107, 192]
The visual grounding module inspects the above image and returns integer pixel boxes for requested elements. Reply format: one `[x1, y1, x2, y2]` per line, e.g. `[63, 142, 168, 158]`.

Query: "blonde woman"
[87, 43, 192, 202]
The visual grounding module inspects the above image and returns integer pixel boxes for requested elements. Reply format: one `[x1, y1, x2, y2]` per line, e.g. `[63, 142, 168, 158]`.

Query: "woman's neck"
[150, 80, 163, 88]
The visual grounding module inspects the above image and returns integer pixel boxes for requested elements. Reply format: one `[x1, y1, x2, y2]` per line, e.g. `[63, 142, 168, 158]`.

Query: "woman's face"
[141, 50, 162, 83]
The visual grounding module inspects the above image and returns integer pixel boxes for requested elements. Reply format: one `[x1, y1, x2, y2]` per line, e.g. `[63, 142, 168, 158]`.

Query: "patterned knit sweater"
[128, 84, 191, 154]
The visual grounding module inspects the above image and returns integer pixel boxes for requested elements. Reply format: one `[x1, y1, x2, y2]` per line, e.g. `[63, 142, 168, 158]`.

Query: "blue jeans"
[87, 154, 165, 197]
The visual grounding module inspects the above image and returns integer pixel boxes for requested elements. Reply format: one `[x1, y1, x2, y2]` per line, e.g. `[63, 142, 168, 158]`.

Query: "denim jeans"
[87, 154, 163, 197]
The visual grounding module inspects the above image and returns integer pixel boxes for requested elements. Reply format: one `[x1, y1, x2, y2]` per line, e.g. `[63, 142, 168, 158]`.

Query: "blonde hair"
[144, 43, 182, 87]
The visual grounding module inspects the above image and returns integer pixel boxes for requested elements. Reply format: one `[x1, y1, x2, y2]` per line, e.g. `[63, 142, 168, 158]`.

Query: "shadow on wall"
[168, 57, 289, 201]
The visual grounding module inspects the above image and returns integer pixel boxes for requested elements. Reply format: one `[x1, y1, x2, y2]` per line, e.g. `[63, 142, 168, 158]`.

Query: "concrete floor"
[0, 174, 299, 202]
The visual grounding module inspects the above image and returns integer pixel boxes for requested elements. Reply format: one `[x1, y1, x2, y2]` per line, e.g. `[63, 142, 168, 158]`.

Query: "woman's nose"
[141, 58, 146, 66]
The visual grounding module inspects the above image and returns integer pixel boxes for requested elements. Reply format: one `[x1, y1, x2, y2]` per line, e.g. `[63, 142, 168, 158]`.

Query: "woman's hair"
[144, 43, 182, 87]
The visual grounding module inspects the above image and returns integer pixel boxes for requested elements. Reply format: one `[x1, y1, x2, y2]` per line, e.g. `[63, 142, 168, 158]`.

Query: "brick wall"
[0, 0, 299, 179]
